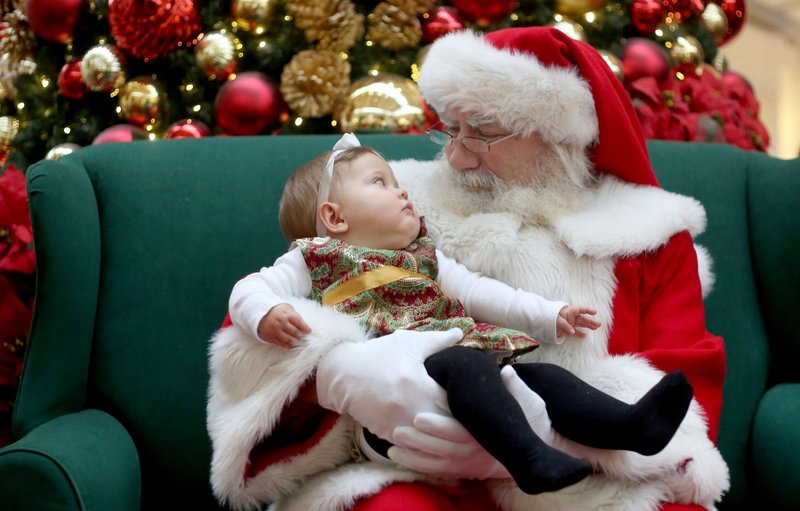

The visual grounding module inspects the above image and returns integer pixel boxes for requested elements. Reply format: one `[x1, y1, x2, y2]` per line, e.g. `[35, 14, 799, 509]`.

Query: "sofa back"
[19, 135, 798, 508]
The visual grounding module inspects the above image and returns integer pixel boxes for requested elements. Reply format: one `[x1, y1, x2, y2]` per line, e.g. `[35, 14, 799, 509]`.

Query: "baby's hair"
[279, 145, 381, 241]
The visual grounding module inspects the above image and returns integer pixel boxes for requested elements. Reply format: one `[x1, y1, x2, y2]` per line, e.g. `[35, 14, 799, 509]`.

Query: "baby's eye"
[373, 177, 386, 185]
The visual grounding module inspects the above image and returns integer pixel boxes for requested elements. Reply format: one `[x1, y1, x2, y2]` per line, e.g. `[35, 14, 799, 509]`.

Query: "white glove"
[388, 365, 553, 479]
[315, 328, 463, 442]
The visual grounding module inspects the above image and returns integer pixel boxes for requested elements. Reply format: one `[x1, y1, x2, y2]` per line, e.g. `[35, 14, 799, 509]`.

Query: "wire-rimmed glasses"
[426, 122, 518, 153]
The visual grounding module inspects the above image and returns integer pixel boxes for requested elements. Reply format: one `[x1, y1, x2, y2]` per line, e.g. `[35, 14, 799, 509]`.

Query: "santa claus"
[207, 27, 729, 511]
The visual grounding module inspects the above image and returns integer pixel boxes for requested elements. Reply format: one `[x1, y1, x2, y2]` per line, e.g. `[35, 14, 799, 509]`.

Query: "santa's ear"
[319, 202, 348, 234]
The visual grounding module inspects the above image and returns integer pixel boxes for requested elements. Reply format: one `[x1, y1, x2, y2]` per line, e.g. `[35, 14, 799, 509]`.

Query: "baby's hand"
[257, 304, 312, 348]
[556, 305, 601, 338]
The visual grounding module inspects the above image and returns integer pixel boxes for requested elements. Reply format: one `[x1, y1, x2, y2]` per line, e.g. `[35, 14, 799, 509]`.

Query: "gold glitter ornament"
[0, 115, 20, 150]
[45, 142, 82, 160]
[280, 49, 351, 118]
[701, 2, 729, 45]
[368, 1, 422, 51]
[334, 74, 426, 133]
[81, 44, 126, 92]
[118, 76, 164, 127]
[285, 0, 364, 52]
[195, 31, 238, 80]
[0, 2, 36, 101]
[231, 0, 277, 33]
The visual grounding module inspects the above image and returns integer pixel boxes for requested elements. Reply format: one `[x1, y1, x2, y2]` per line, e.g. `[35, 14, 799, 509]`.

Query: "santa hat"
[418, 27, 658, 186]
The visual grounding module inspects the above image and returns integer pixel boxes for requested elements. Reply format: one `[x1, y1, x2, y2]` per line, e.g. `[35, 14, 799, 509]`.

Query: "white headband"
[315, 132, 361, 237]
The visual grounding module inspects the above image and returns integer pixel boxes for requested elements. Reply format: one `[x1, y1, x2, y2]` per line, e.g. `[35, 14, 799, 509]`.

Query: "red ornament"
[107, 0, 202, 60]
[214, 72, 288, 136]
[662, 0, 705, 21]
[92, 124, 149, 144]
[421, 7, 466, 44]
[57, 60, 86, 99]
[622, 38, 672, 85]
[450, 0, 516, 27]
[631, 0, 666, 33]
[164, 119, 211, 139]
[717, 0, 746, 44]
[25, 0, 84, 44]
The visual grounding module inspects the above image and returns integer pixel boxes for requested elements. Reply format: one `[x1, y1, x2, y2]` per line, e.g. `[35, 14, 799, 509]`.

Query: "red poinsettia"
[0, 162, 35, 447]
[626, 66, 770, 152]
[0, 165, 35, 274]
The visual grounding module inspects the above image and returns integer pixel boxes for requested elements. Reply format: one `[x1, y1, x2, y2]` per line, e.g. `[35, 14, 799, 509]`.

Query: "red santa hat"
[418, 27, 658, 187]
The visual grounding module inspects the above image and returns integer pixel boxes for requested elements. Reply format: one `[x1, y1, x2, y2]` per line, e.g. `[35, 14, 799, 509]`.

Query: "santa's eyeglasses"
[426, 122, 518, 153]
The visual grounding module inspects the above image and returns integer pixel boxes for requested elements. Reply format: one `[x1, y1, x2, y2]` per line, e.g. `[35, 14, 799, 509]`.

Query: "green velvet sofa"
[1, 135, 798, 510]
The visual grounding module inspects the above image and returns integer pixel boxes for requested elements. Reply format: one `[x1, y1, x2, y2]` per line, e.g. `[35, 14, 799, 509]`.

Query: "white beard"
[438, 149, 591, 228]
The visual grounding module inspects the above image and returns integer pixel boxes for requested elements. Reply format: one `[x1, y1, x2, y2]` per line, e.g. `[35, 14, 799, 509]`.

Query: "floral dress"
[295, 223, 539, 357]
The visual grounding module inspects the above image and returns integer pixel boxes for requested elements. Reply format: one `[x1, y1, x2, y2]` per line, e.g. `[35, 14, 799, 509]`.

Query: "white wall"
[723, 2, 800, 159]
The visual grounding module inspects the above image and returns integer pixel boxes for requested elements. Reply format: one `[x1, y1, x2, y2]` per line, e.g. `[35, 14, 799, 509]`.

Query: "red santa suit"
[207, 27, 728, 511]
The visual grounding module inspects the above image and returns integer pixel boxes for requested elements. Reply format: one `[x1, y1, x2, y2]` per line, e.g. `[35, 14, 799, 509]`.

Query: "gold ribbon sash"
[322, 266, 433, 306]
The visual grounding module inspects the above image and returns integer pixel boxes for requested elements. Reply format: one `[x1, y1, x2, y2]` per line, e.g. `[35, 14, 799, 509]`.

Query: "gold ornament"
[0, 115, 20, 150]
[548, 17, 587, 42]
[81, 44, 126, 92]
[712, 50, 728, 74]
[285, 0, 364, 52]
[45, 142, 82, 160]
[411, 44, 431, 83]
[195, 31, 238, 80]
[231, 0, 277, 33]
[598, 49, 624, 82]
[554, 0, 607, 18]
[701, 3, 728, 45]
[368, 1, 422, 51]
[118, 76, 164, 127]
[280, 49, 351, 118]
[669, 35, 704, 76]
[0, 2, 36, 101]
[334, 74, 426, 134]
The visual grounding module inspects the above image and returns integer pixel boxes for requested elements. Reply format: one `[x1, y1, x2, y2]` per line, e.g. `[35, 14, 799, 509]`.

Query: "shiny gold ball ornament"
[334, 74, 426, 134]
[231, 0, 277, 33]
[0, 115, 20, 150]
[669, 34, 704, 76]
[81, 44, 126, 92]
[548, 18, 587, 42]
[45, 142, 82, 160]
[118, 76, 164, 127]
[598, 49, 624, 82]
[701, 2, 729, 45]
[195, 31, 238, 80]
[280, 49, 351, 118]
[554, 0, 607, 17]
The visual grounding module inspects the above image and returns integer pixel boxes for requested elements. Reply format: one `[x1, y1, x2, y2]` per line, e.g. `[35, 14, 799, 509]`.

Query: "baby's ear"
[319, 202, 348, 234]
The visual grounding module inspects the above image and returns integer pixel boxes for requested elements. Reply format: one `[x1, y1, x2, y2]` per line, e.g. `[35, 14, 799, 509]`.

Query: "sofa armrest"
[0, 409, 141, 511]
[751, 383, 800, 509]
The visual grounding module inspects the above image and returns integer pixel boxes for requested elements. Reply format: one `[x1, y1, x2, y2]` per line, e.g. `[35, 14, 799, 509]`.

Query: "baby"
[228, 133, 694, 494]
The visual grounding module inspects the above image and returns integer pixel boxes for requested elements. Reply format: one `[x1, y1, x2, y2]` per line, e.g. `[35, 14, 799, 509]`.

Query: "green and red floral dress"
[295, 224, 539, 356]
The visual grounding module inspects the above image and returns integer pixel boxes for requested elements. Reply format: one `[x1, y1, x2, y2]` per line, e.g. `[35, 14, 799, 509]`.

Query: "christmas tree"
[0, 0, 771, 444]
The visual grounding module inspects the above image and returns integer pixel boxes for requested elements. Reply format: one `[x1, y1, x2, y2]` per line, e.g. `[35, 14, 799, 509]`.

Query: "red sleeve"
[608, 231, 726, 441]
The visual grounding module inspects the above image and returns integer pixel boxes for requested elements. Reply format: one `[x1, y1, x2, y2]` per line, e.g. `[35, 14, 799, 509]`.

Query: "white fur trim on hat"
[418, 30, 598, 147]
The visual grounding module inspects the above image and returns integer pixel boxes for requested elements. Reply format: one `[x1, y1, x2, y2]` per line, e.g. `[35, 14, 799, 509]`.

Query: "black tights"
[421, 345, 693, 494]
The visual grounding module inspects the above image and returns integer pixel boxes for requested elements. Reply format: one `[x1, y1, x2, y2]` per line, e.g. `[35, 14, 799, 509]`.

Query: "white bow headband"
[315, 132, 361, 237]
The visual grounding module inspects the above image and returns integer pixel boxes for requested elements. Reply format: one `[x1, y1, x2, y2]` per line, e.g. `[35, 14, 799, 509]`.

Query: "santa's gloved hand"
[315, 328, 463, 442]
[387, 365, 553, 479]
